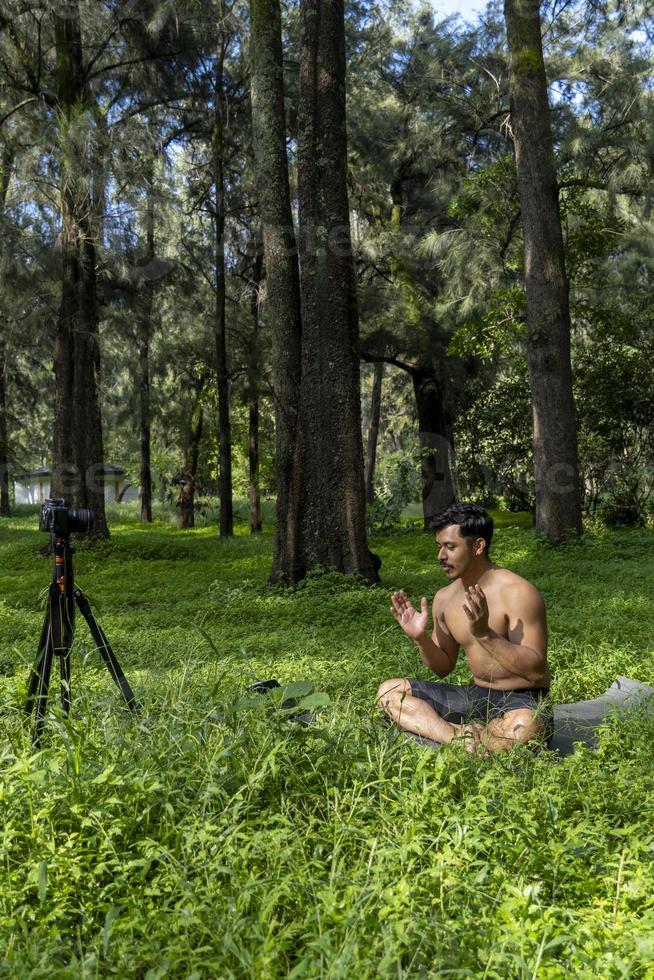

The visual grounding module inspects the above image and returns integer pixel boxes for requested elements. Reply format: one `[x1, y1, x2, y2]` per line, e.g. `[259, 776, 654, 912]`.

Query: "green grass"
[1, 507, 653, 978]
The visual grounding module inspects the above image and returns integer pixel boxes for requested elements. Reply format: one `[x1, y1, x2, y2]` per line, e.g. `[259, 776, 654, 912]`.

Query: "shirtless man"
[376, 502, 552, 753]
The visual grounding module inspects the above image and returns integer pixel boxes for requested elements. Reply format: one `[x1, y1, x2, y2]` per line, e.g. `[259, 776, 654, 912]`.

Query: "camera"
[39, 497, 94, 536]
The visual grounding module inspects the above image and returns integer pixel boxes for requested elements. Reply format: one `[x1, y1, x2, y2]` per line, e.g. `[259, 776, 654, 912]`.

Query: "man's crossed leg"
[377, 678, 552, 754]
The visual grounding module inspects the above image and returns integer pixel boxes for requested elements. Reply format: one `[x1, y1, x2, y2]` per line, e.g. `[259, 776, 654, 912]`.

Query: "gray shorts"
[409, 680, 554, 741]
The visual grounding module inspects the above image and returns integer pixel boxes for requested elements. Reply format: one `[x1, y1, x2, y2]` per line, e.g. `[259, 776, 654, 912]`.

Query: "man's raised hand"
[462, 584, 491, 637]
[390, 590, 430, 639]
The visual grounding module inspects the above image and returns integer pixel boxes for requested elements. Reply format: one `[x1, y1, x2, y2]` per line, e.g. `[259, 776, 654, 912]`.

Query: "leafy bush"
[367, 449, 422, 532]
[597, 497, 646, 528]
[453, 360, 535, 511]
[574, 333, 653, 518]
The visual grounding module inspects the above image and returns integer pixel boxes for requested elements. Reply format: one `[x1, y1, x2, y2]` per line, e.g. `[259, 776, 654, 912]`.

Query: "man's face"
[436, 524, 479, 579]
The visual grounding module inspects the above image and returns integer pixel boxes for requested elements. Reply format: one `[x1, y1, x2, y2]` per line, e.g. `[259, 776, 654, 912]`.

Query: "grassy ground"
[1, 505, 653, 978]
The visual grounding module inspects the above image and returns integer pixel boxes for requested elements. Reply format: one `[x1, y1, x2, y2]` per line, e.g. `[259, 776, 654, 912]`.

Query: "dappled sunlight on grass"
[1, 508, 654, 975]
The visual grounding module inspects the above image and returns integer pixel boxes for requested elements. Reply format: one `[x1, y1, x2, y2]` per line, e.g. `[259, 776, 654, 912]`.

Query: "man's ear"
[474, 537, 486, 557]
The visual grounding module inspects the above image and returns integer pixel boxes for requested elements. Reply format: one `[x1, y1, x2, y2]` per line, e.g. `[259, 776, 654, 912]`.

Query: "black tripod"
[25, 533, 139, 745]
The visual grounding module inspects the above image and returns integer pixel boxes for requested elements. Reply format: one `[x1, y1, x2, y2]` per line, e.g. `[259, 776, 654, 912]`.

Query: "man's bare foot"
[454, 723, 486, 754]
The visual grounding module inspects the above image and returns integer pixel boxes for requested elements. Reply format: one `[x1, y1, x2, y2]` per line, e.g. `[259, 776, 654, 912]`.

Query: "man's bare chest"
[442, 593, 509, 646]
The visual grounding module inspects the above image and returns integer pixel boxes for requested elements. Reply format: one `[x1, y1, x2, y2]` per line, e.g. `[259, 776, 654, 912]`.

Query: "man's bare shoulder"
[432, 580, 460, 608]
[486, 566, 545, 605]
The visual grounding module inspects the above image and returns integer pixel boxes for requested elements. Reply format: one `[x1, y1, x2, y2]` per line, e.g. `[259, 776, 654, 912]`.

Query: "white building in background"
[13, 464, 139, 505]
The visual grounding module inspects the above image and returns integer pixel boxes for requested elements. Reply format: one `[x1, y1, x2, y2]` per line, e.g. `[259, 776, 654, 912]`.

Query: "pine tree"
[504, 0, 582, 541]
[293, 0, 377, 582]
[52, 0, 108, 534]
[249, 0, 303, 577]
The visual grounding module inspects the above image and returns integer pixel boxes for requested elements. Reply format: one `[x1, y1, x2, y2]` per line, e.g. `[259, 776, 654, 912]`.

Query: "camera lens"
[68, 508, 94, 533]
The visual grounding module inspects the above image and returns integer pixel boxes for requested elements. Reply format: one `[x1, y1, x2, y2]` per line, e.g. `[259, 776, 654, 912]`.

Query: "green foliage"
[454, 357, 535, 510]
[1, 511, 654, 975]
[560, 186, 627, 285]
[447, 156, 518, 230]
[573, 324, 654, 521]
[447, 285, 526, 362]
[597, 498, 646, 529]
[367, 448, 422, 532]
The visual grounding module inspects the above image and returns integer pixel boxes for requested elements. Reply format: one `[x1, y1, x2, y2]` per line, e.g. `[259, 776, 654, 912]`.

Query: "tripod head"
[39, 497, 94, 537]
[39, 498, 94, 615]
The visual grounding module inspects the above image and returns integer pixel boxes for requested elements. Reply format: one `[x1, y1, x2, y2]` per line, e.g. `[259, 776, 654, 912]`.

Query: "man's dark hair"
[430, 502, 494, 556]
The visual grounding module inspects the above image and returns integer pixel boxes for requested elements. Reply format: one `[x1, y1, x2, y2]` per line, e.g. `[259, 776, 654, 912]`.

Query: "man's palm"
[390, 591, 429, 639]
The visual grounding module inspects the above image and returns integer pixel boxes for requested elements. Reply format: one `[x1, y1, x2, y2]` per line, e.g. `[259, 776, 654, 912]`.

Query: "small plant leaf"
[37, 861, 47, 902]
[102, 907, 119, 956]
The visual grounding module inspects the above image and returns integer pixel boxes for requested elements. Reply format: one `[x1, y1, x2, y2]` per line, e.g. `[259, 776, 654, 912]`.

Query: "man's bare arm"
[463, 584, 548, 685]
[414, 593, 459, 677]
[414, 632, 459, 676]
[390, 590, 459, 677]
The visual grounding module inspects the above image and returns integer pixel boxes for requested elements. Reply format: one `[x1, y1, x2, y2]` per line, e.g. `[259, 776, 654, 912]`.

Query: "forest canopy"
[1, 0, 652, 567]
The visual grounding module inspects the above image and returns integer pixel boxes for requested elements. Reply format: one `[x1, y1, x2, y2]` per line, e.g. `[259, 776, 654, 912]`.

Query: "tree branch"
[87, 49, 182, 83]
[0, 96, 39, 129]
[558, 177, 641, 197]
[360, 350, 418, 375]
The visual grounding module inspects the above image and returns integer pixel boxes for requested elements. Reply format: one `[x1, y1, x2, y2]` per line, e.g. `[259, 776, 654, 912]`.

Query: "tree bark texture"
[249, 401, 261, 533]
[178, 381, 205, 529]
[213, 36, 233, 537]
[294, 0, 378, 583]
[0, 147, 12, 516]
[364, 362, 383, 505]
[137, 323, 152, 523]
[138, 171, 154, 524]
[248, 252, 263, 533]
[504, 0, 582, 541]
[249, 0, 302, 573]
[51, 1, 108, 536]
[0, 343, 9, 516]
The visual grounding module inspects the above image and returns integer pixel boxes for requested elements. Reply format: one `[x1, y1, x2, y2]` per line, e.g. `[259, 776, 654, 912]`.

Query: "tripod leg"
[31, 622, 56, 746]
[26, 579, 65, 713]
[25, 610, 50, 712]
[74, 590, 139, 713]
[26, 581, 73, 744]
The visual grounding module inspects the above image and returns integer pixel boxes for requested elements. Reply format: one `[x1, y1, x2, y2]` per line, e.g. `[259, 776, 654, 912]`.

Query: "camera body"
[39, 497, 94, 536]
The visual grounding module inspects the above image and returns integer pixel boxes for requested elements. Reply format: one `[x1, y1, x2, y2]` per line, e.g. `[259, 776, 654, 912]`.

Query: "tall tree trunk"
[504, 0, 582, 542]
[51, 0, 108, 536]
[137, 322, 152, 523]
[0, 146, 12, 516]
[412, 368, 456, 529]
[138, 170, 154, 524]
[213, 34, 233, 537]
[295, 0, 377, 583]
[0, 343, 8, 517]
[249, 404, 261, 533]
[249, 0, 302, 576]
[248, 252, 263, 534]
[178, 381, 205, 529]
[364, 362, 383, 505]
[387, 173, 455, 523]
